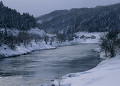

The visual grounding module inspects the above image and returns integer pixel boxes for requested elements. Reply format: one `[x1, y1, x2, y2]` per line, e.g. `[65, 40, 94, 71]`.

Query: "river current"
[0, 44, 101, 86]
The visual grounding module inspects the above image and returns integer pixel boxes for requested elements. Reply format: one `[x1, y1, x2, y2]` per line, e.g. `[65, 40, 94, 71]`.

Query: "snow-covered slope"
[53, 55, 120, 86]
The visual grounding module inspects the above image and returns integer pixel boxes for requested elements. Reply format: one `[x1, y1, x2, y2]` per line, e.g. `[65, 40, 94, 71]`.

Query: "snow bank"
[0, 28, 54, 58]
[0, 31, 103, 58]
[53, 54, 120, 86]
[0, 41, 56, 58]
[52, 34, 120, 86]
[93, 47, 110, 60]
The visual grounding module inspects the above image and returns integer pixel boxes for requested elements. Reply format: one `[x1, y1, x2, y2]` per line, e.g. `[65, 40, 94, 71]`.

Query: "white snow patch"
[28, 28, 46, 37]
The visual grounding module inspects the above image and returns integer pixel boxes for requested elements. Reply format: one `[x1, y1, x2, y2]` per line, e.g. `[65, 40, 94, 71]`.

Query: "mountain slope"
[0, 1, 36, 30]
[37, 3, 120, 33]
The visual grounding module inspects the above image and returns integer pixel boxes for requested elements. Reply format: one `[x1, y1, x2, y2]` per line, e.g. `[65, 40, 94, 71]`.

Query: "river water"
[0, 44, 101, 86]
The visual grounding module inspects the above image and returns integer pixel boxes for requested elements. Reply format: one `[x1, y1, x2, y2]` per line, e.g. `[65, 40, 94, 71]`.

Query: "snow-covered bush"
[100, 31, 120, 58]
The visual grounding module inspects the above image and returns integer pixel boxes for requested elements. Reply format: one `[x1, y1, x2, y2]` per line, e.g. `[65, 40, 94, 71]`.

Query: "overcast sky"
[1, 0, 120, 17]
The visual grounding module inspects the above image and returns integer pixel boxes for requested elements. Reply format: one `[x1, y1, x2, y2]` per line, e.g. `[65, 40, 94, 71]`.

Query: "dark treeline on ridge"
[0, 1, 39, 51]
[37, 3, 120, 33]
[0, 1, 36, 30]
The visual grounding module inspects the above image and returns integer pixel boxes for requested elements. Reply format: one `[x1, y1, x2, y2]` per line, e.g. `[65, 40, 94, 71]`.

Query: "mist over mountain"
[37, 3, 120, 33]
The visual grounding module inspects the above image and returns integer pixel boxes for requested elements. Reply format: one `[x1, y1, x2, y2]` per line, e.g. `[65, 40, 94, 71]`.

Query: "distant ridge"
[37, 3, 120, 33]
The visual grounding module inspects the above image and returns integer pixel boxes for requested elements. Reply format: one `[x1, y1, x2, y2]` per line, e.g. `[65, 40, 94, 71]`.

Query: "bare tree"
[44, 35, 49, 44]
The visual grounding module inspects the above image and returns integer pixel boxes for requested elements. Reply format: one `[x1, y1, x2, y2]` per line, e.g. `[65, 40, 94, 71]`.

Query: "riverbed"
[0, 44, 101, 86]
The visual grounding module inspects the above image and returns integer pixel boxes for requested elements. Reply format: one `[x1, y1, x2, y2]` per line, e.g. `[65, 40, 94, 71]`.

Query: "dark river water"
[0, 44, 101, 86]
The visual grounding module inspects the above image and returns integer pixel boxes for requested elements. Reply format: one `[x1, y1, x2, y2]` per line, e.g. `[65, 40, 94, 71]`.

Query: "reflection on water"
[0, 44, 101, 86]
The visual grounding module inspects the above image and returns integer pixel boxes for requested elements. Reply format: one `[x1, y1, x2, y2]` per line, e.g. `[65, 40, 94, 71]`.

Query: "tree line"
[38, 3, 120, 33]
[0, 1, 36, 30]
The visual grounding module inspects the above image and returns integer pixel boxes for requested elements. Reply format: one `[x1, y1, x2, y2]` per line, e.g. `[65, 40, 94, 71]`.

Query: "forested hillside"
[0, 1, 42, 52]
[0, 1, 36, 30]
[37, 3, 120, 33]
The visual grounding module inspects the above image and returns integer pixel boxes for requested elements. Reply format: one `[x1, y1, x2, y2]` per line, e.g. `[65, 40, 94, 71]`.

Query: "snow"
[0, 31, 103, 58]
[0, 28, 47, 37]
[75, 32, 104, 44]
[28, 28, 46, 37]
[52, 32, 120, 86]
[93, 47, 111, 60]
[0, 28, 20, 36]
[0, 41, 56, 58]
[0, 28, 55, 58]
[53, 55, 120, 86]
[0, 30, 119, 86]
[51, 32, 103, 47]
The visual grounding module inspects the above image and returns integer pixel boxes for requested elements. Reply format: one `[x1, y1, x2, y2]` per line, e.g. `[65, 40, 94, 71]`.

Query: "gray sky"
[2, 0, 120, 17]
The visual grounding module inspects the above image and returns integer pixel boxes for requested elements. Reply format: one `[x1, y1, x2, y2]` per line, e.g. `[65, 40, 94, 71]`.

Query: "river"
[0, 44, 101, 86]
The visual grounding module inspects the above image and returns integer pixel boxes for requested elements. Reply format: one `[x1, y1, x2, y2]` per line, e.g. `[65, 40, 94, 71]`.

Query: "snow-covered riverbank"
[52, 54, 120, 86]
[0, 32, 102, 58]
[0, 41, 56, 58]
[52, 48, 120, 86]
